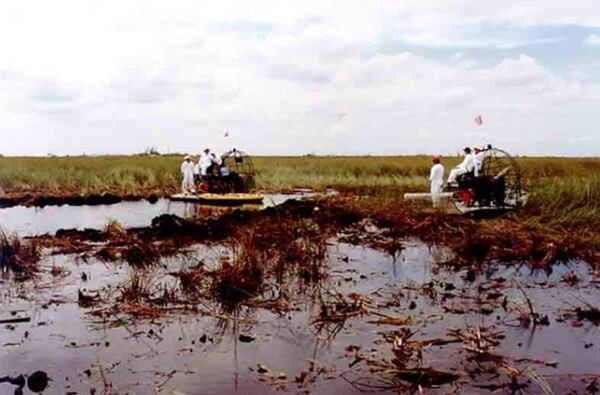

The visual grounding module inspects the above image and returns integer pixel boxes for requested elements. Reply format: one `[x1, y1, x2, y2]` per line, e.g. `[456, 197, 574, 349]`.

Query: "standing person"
[429, 155, 444, 207]
[180, 155, 196, 194]
[447, 147, 475, 186]
[198, 148, 212, 179]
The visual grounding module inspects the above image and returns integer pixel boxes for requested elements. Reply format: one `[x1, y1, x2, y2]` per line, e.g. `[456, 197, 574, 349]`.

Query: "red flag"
[474, 115, 483, 126]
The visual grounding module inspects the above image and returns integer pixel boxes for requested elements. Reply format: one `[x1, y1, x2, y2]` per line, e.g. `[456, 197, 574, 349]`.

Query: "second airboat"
[405, 146, 528, 214]
[171, 149, 264, 205]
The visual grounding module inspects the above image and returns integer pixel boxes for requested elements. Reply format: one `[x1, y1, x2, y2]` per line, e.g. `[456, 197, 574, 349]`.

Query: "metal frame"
[220, 148, 257, 190]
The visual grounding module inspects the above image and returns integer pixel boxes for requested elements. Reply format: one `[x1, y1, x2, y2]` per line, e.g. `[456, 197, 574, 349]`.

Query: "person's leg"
[431, 181, 442, 207]
[186, 175, 195, 193]
[183, 175, 190, 194]
[447, 167, 466, 184]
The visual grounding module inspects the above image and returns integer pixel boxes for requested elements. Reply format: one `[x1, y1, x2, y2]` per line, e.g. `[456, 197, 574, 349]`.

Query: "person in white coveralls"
[180, 155, 196, 194]
[429, 155, 444, 207]
[447, 147, 475, 186]
[198, 148, 213, 179]
[473, 147, 487, 177]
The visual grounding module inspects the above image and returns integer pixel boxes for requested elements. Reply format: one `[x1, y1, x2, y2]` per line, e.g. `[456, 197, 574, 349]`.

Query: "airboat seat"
[456, 169, 477, 188]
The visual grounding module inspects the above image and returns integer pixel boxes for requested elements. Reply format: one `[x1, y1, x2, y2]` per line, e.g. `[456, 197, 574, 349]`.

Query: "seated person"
[198, 149, 212, 180]
[473, 147, 487, 177]
[220, 164, 230, 177]
[447, 147, 475, 186]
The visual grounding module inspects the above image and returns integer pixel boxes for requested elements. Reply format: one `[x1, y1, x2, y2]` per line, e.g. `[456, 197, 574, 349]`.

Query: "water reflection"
[0, 194, 303, 236]
[0, 240, 598, 394]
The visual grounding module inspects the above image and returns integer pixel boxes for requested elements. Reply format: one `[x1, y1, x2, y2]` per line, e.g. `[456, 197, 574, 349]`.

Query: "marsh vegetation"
[1, 155, 599, 394]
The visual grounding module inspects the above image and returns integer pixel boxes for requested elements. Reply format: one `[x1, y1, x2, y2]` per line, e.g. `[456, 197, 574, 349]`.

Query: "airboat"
[170, 149, 264, 205]
[405, 146, 528, 215]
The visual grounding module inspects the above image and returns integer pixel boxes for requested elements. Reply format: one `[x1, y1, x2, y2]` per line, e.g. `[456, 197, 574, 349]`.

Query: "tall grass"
[0, 155, 179, 195]
[0, 154, 598, 226]
[254, 156, 434, 191]
[528, 175, 600, 227]
[1, 155, 597, 194]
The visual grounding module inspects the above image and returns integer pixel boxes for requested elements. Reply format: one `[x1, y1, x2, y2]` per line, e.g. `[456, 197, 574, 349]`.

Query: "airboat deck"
[170, 192, 264, 205]
[403, 191, 529, 215]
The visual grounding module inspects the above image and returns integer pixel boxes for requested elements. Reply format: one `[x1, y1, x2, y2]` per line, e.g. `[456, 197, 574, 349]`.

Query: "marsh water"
[1, 236, 599, 394]
[0, 194, 304, 237]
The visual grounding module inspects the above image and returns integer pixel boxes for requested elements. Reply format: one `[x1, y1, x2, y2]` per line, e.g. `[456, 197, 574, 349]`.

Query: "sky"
[0, 0, 599, 157]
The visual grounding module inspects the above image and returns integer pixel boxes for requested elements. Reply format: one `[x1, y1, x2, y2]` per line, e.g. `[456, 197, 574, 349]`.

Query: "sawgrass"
[526, 175, 600, 227]
[3, 154, 596, 192]
[0, 154, 598, 226]
[0, 155, 178, 196]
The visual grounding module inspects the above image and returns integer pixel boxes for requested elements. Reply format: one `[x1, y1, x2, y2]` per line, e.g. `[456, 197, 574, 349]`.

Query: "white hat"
[184, 155, 191, 160]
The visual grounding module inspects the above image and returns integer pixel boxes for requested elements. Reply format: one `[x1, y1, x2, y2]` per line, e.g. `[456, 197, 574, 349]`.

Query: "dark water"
[0, 194, 303, 236]
[1, 240, 598, 394]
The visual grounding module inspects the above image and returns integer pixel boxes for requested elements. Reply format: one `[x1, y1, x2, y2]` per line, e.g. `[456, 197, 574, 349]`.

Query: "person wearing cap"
[447, 147, 475, 186]
[180, 155, 196, 194]
[429, 155, 444, 207]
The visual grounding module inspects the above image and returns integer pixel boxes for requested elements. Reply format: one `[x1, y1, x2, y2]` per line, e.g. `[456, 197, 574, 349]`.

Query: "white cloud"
[0, 1, 598, 156]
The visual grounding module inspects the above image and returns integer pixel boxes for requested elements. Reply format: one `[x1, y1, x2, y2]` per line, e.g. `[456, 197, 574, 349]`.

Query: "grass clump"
[118, 268, 178, 317]
[104, 218, 126, 235]
[120, 268, 156, 304]
[212, 233, 266, 305]
[210, 214, 329, 308]
[122, 241, 160, 267]
[0, 229, 41, 278]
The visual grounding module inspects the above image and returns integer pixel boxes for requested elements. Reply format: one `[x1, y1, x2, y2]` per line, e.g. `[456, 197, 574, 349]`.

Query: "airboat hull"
[451, 192, 529, 215]
[403, 191, 529, 215]
[170, 193, 264, 205]
[403, 192, 454, 201]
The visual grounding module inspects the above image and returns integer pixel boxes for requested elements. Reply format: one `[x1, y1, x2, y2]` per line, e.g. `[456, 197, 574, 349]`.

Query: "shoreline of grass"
[1, 155, 599, 229]
[2, 155, 598, 191]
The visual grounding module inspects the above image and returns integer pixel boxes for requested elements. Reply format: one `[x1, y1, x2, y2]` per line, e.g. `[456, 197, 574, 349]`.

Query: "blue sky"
[381, 24, 600, 73]
[0, 0, 599, 156]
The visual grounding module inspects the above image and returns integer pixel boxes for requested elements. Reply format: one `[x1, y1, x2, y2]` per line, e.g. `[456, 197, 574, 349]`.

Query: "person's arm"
[429, 166, 435, 181]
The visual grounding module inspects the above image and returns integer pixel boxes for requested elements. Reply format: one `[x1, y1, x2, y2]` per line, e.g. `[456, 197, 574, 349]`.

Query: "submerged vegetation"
[0, 229, 40, 277]
[210, 216, 329, 306]
[16, 198, 598, 393]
